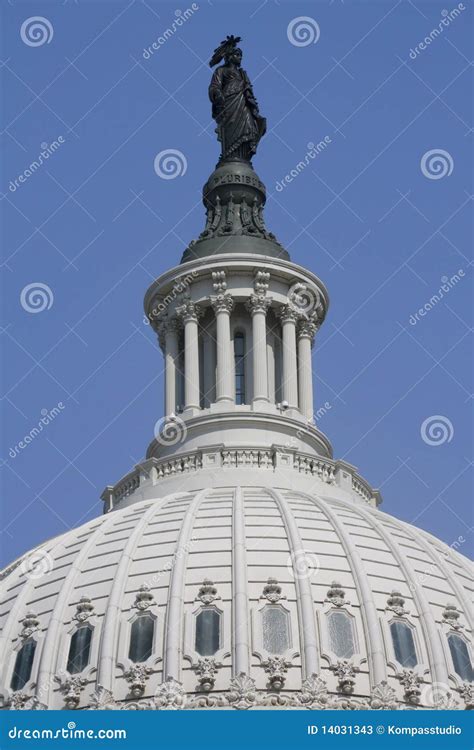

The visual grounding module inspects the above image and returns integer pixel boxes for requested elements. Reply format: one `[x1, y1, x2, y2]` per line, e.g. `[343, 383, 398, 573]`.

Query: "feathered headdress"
[209, 35, 242, 67]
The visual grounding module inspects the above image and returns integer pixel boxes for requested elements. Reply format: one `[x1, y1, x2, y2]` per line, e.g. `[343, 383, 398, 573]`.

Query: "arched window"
[262, 605, 291, 654]
[234, 333, 245, 405]
[129, 614, 155, 663]
[390, 621, 417, 668]
[327, 610, 355, 658]
[448, 634, 473, 682]
[195, 608, 221, 656]
[67, 625, 92, 674]
[11, 640, 36, 691]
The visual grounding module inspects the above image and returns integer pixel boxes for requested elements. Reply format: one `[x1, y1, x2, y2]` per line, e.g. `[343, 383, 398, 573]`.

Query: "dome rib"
[413, 528, 473, 624]
[301, 493, 387, 687]
[0, 529, 83, 692]
[163, 490, 208, 681]
[269, 489, 319, 677]
[349, 503, 449, 696]
[97, 499, 170, 691]
[35, 516, 117, 704]
[231, 487, 250, 675]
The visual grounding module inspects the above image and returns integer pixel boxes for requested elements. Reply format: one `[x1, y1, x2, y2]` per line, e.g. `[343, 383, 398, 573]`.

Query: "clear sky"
[1, 0, 472, 566]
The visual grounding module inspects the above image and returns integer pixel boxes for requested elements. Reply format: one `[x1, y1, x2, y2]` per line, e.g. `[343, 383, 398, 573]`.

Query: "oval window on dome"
[129, 614, 155, 663]
[447, 633, 473, 682]
[67, 625, 92, 674]
[262, 605, 291, 654]
[10, 639, 36, 691]
[327, 610, 355, 658]
[195, 608, 221, 656]
[390, 621, 417, 668]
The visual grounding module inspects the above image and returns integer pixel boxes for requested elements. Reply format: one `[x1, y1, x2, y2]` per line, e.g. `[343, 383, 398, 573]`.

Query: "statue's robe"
[209, 65, 266, 160]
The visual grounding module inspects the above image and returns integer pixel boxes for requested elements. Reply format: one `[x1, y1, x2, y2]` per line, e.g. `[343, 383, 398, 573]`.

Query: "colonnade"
[158, 292, 318, 420]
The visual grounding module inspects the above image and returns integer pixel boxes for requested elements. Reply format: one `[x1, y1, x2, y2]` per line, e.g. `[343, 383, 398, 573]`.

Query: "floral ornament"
[329, 660, 360, 695]
[73, 596, 95, 622]
[299, 674, 329, 709]
[59, 676, 87, 709]
[194, 657, 221, 691]
[20, 612, 39, 639]
[398, 670, 422, 705]
[369, 681, 399, 710]
[124, 665, 153, 698]
[226, 673, 258, 710]
[132, 584, 155, 611]
[261, 655, 290, 691]
[386, 591, 409, 617]
[8, 692, 41, 710]
[195, 579, 220, 605]
[260, 578, 286, 603]
[153, 677, 186, 709]
[325, 581, 348, 608]
[442, 603, 463, 629]
[457, 683, 474, 710]
[90, 686, 117, 710]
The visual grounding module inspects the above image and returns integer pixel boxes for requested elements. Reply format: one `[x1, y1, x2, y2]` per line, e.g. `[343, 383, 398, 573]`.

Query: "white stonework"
[1, 167, 472, 712]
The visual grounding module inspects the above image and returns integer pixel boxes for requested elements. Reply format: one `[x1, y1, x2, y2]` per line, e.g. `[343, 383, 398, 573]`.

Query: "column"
[176, 298, 201, 410]
[297, 319, 318, 421]
[162, 318, 180, 416]
[279, 305, 299, 409]
[211, 293, 234, 403]
[246, 294, 272, 404]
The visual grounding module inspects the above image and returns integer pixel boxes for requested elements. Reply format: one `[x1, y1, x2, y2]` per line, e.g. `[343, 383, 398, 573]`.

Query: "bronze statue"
[209, 35, 266, 163]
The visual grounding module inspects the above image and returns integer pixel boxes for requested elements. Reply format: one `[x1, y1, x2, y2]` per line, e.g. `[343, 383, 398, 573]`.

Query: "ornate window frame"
[441, 628, 473, 686]
[382, 616, 423, 675]
[58, 617, 99, 682]
[184, 602, 226, 661]
[117, 607, 161, 674]
[7, 635, 41, 696]
[251, 598, 298, 664]
[318, 606, 361, 666]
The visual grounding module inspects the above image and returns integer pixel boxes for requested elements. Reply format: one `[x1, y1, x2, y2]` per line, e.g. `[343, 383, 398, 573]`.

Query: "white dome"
[1, 484, 472, 710]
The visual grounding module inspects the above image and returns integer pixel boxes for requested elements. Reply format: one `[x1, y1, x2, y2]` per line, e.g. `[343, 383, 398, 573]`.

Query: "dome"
[1, 36, 472, 714]
[1, 483, 472, 710]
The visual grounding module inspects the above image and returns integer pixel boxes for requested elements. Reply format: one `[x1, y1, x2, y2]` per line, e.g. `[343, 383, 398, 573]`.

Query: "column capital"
[176, 296, 203, 323]
[297, 318, 319, 342]
[253, 270, 270, 296]
[278, 304, 300, 324]
[210, 293, 234, 315]
[246, 293, 272, 316]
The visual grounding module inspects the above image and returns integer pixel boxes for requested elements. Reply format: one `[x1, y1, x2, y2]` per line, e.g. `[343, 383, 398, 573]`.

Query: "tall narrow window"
[67, 625, 92, 674]
[262, 606, 291, 654]
[129, 614, 155, 663]
[448, 634, 473, 682]
[234, 333, 245, 405]
[10, 640, 36, 691]
[390, 621, 417, 668]
[195, 608, 221, 656]
[327, 611, 355, 658]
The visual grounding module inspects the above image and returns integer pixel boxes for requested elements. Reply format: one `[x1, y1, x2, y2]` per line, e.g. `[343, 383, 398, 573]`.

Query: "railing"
[102, 448, 381, 511]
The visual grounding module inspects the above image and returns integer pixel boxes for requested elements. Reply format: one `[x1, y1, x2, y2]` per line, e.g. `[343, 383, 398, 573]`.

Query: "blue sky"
[1, 0, 472, 566]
